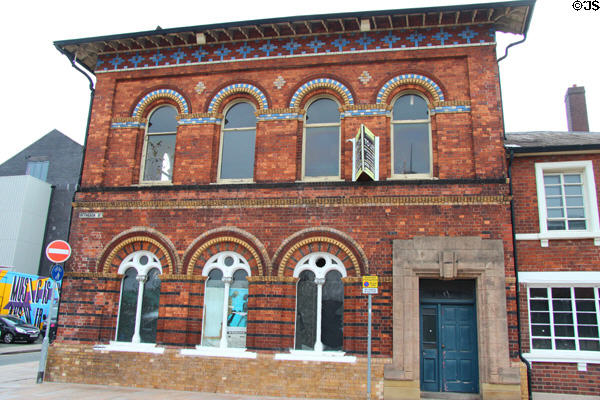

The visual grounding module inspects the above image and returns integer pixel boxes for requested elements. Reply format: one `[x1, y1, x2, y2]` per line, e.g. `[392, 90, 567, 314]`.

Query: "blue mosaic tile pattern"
[257, 113, 303, 121]
[178, 117, 223, 125]
[97, 26, 494, 73]
[132, 89, 189, 118]
[432, 105, 471, 114]
[341, 109, 389, 118]
[208, 83, 268, 113]
[376, 74, 445, 104]
[289, 78, 354, 108]
[111, 121, 146, 129]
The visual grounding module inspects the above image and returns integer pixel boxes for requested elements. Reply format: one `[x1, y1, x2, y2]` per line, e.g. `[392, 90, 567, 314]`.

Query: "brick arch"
[289, 78, 354, 108]
[207, 83, 268, 114]
[98, 227, 179, 275]
[273, 228, 368, 278]
[132, 88, 189, 119]
[182, 227, 269, 277]
[376, 73, 445, 105]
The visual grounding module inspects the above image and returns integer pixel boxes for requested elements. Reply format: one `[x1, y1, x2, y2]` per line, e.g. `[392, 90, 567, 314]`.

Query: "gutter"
[507, 149, 533, 400]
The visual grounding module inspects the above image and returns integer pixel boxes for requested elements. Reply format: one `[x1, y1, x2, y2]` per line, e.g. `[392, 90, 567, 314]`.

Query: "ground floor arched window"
[201, 251, 250, 348]
[116, 251, 162, 343]
[294, 252, 345, 352]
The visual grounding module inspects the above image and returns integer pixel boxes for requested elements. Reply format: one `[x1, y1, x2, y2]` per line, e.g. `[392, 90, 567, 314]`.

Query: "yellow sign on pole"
[362, 275, 378, 294]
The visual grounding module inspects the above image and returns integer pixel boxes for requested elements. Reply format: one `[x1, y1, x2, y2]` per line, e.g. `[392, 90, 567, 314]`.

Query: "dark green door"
[420, 280, 479, 394]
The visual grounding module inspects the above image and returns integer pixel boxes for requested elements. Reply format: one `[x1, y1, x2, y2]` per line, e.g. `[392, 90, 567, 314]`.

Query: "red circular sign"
[46, 240, 72, 263]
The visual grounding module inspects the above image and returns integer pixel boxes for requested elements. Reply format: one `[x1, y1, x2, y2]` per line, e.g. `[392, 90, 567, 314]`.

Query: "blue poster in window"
[227, 288, 248, 328]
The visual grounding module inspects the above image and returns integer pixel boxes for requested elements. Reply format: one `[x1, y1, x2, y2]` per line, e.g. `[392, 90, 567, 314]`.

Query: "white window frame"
[301, 96, 342, 182]
[139, 105, 177, 185]
[217, 100, 257, 184]
[517, 161, 600, 247]
[96, 250, 164, 354]
[520, 271, 600, 371]
[389, 92, 433, 180]
[181, 251, 256, 359]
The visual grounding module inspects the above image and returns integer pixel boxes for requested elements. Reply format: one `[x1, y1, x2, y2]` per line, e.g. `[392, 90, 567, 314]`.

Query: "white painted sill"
[180, 346, 257, 359]
[515, 231, 600, 247]
[523, 351, 600, 371]
[274, 349, 356, 363]
[94, 341, 165, 354]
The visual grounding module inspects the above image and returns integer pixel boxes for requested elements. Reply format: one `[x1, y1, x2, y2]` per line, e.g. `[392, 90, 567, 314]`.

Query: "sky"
[0, 0, 597, 164]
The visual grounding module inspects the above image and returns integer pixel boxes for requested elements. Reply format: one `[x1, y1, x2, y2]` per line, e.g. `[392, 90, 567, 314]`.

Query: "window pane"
[564, 174, 582, 184]
[566, 197, 584, 207]
[305, 126, 339, 177]
[555, 339, 576, 350]
[577, 325, 599, 338]
[576, 288, 595, 298]
[544, 186, 562, 196]
[531, 312, 550, 323]
[295, 270, 317, 350]
[143, 134, 176, 181]
[579, 340, 600, 351]
[532, 325, 551, 336]
[306, 98, 340, 124]
[553, 300, 572, 311]
[228, 270, 249, 348]
[567, 208, 585, 218]
[148, 106, 177, 133]
[547, 220, 566, 230]
[220, 129, 256, 179]
[576, 300, 596, 312]
[530, 300, 549, 311]
[547, 209, 564, 218]
[565, 186, 583, 196]
[140, 268, 161, 343]
[393, 123, 430, 175]
[202, 270, 225, 347]
[543, 175, 560, 185]
[552, 288, 571, 298]
[577, 313, 598, 325]
[224, 102, 256, 128]
[553, 313, 573, 324]
[568, 220, 587, 230]
[530, 288, 548, 298]
[532, 339, 552, 349]
[392, 95, 428, 120]
[546, 198, 563, 207]
[117, 268, 139, 342]
[322, 270, 343, 351]
[553, 325, 574, 337]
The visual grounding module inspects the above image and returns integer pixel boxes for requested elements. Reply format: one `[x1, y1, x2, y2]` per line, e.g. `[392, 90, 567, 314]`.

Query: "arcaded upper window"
[303, 98, 341, 180]
[141, 105, 177, 183]
[218, 102, 257, 182]
[391, 94, 432, 178]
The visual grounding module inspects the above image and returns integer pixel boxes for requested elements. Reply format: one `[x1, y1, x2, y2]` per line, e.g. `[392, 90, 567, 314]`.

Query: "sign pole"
[367, 293, 372, 400]
[37, 281, 55, 383]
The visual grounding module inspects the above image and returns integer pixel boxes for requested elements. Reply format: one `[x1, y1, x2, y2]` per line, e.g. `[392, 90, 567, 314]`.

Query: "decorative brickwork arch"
[273, 228, 368, 277]
[289, 78, 354, 108]
[183, 227, 268, 277]
[132, 88, 189, 119]
[376, 73, 445, 105]
[98, 227, 179, 275]
[208, 83, 268, 113]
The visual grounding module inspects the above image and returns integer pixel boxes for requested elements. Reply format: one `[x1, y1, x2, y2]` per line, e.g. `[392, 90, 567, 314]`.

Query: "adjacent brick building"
[507, 86, 600, 399]
[49, 2, 536, 399]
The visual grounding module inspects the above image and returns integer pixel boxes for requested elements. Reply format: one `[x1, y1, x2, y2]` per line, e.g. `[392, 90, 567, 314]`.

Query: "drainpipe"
[497, 33, 527, 141]
[507, 149, 533, 400]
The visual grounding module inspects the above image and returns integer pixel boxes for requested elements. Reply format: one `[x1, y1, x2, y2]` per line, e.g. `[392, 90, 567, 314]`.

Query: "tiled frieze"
[96, 26, 495, 73]
[132, 88, 189, 118]
[289, 78, 354, 107]
[208, 83, 268, 113]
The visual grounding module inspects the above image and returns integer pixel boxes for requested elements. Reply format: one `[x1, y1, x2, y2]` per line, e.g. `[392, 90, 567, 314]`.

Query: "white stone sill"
[515, 232, 600, 247]
[274, 350, 356, 363]
[523, 351, 600, 371]
[180, 346, 257, 359]
[94, 341, 165, 354]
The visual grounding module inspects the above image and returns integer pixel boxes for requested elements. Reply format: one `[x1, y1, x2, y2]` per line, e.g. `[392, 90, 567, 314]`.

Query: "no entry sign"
[46, 240, 71, 263]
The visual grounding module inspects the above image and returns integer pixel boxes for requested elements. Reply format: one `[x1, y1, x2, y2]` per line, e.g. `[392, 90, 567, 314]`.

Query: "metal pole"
[367, 293, 372, 400]
[37, 281, 55, 383]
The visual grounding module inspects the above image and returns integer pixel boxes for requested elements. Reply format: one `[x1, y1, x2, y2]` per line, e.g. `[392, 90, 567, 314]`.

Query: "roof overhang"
[54, 0, 536, 73]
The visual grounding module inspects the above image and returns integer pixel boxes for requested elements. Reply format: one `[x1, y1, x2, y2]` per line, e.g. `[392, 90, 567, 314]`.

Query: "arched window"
[116, 251, 162, 343]
[294, 252, 345, 352]
[201, 251, 250, 348]
[141, 105, 177, 183]
[391, 93, 432, 177]
[303, 98, 341, 180]
[218, 102, 257, 181]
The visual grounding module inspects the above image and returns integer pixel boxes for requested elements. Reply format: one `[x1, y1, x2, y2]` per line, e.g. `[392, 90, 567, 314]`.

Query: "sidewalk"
[0, 342, 42, 355]
[0, 360, 331, 400]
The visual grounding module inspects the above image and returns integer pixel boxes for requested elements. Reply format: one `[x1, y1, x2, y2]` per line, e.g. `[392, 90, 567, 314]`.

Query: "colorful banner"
[0, 270, 57, 329]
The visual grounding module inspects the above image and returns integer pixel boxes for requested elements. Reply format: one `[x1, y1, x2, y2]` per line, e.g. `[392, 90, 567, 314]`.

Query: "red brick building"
[50, 2, 535, 399]
[507, 86, 600, 399]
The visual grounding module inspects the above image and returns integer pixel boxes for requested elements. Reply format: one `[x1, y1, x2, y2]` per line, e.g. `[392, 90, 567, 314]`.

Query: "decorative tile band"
[208, 83, 268, 113]
[376, 74, 445, 104]
[432, 105, 471, 114]
[289, 78, 354, 108]
[73, 195, 510, 211]
[342, 109, 390, 118]
[256, 107, 304, 121]
[111, 117, 146, 129]
[132, 89, 189, 118]
[96, 26, 495, 73]
[178, 117, 222, 125]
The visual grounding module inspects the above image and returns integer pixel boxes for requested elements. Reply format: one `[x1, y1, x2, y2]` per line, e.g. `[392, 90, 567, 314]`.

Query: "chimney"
[565, 85, 590, 132]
